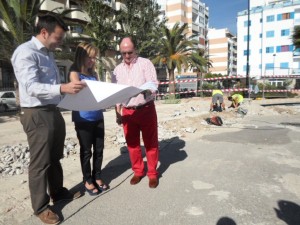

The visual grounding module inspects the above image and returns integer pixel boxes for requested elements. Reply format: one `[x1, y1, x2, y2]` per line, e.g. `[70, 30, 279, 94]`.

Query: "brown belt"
[124, 101, 154, 110]
[21, 104, 59, 111]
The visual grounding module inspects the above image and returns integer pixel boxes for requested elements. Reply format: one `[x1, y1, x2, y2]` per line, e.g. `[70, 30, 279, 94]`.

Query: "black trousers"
[20, 107, 65, 215]
[75, 120, 105, 184]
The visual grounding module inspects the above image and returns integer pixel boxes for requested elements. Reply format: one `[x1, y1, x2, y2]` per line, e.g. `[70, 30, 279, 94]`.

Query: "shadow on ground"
[101, 136, 187, 184]
[274, 200, 300, 225]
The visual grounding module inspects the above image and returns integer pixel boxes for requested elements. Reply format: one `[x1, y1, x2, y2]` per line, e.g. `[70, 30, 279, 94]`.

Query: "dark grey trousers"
[20, 107, 65, 214]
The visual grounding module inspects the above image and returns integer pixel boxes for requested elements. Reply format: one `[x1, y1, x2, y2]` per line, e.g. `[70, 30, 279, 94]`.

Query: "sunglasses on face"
[121, 51, 133, 56]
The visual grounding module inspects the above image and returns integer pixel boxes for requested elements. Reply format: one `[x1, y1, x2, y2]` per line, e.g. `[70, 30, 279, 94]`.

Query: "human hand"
[116, 114, 122, 126]
[142, 89, 152, 99]
[60, 81, 86, 94]
[116, 117, 122, 126]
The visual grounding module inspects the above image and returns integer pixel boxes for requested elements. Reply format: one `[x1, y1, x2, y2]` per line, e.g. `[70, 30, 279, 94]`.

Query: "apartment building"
[237, 0, 300, 83]
[158, 0, 208, 49]
[207, 28, 237, 76]
[157, 0, 209, 77]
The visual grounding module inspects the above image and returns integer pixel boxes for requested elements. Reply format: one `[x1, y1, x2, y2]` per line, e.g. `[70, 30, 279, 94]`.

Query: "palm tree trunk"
[168, 68, 176, 96]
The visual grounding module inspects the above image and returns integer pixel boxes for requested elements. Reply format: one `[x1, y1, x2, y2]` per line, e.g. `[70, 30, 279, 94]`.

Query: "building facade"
[157, 0, 209, 77]
[237, 0, 300, 81]
[207, 28, 237, 76]
[158, 0, 209, 50]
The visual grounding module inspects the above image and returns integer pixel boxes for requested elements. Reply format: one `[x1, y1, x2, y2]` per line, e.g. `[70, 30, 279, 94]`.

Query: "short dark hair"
[36, 14, 68, 34]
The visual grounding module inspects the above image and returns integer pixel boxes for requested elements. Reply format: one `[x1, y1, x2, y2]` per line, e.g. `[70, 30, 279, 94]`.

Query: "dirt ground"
[0, 97, 299, 224]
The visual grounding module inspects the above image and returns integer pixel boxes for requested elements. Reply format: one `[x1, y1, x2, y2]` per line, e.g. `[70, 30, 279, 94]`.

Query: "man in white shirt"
[11, 15, 85, 224]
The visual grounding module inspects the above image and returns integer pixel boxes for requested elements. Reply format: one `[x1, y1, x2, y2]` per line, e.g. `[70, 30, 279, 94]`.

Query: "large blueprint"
[57, 80, 144, 111]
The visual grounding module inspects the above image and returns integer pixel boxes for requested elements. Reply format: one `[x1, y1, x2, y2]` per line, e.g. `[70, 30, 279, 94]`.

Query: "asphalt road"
[20, 113, 300, 225]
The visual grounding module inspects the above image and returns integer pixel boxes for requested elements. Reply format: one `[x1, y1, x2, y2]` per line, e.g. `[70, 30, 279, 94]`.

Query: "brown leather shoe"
[37, 208, 60, 225]
[130, 175, 142, 185]
[149, 177, 159, 188]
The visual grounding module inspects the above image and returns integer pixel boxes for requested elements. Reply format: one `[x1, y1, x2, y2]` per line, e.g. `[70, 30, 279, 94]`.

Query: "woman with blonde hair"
[69, 42, 108, 195]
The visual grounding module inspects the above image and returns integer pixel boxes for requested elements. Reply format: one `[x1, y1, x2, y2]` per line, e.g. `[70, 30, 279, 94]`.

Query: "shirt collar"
[31, 36, 48, 52]
[122, 56, 138, 66]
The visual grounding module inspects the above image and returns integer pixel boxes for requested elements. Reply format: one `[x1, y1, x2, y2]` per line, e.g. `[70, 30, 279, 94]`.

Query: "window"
[281, 29, 290, 36]
[267, 15, 274, 22]
[277, 45, 293, 52]
[1, 92, 15, 98]
[265, 63, 274, 70]
[266, 47, 274, 53]
[259, 33, 262, 38]
[244, 20, 251, 27]
[70, 26, 83, 34]
[199, 17, 204, 24]
[259, 49, 262, 54]
[244, 50, 251, 56]
[260, 18, 263, 23]
[259, 64, 262, 69]
[280, 62, 289, 69]
[277, 12, 294, 21]
[244, 35, 251, 41]
[266, 31, 274, 38]
[269, 79, 284, 87]
[293, 48, 300, 56]
[281, 45, 289, 52]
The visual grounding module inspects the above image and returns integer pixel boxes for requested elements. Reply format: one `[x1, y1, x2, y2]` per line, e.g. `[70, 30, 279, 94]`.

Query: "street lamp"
[246, 0, 250, 97]
[273, 53, 276, 76]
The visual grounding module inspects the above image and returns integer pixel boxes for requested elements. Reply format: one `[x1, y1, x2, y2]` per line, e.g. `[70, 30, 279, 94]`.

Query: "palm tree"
[292, 25, 300, 49]
[0, 0, 44, 105]
[0, 0, 44, 63]
[151, 23, 208, 95]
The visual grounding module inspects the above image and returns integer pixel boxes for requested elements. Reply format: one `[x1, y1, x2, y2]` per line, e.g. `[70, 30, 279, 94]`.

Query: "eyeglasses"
[121, 51, 133, 56]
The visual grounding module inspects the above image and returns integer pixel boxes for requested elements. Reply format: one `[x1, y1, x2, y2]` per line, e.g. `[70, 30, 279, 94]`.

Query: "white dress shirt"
[11, 36, 62, 107]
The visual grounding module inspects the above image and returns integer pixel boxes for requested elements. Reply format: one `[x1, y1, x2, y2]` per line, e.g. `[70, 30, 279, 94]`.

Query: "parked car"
[0, 91, 18, 112]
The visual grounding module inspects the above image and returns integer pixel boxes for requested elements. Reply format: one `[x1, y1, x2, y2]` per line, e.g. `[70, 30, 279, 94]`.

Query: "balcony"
[192, 1, 198, 11]
[192, 23, 199, 32]
[40, 0, 65, 13]
[66, 9, 90, 22]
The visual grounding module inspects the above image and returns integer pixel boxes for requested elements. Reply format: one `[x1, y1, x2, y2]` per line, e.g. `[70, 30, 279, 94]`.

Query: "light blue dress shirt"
[11, 36, 62, 107]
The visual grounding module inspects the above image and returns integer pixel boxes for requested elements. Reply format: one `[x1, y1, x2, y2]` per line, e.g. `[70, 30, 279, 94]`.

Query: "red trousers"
[122, 102, 159, 178]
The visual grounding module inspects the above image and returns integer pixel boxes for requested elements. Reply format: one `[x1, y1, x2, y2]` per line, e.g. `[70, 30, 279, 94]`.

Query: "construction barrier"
[157, 76, 300, 97]
[261, 75, 300, 78]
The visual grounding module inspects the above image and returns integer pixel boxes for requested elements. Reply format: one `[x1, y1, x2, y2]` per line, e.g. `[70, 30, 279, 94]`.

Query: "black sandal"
[85, 183, 100, 196]
[95, 181, 109, 191]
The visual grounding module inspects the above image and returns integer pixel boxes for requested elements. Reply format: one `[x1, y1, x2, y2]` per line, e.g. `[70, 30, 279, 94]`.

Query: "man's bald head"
[119, 37, 137, 65]
[119, 37, 137, 49]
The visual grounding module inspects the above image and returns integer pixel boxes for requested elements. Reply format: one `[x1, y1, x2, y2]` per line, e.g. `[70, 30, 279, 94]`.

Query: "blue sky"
[204, 0, 248, 35]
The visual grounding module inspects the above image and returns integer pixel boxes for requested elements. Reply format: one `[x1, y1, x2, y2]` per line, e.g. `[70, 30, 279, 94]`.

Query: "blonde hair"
[71, 42, 99, 75]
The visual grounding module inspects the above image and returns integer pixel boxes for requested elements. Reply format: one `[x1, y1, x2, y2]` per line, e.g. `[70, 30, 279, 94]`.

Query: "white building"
[207, 28, 237, 76]
[237, 0, 300, 81]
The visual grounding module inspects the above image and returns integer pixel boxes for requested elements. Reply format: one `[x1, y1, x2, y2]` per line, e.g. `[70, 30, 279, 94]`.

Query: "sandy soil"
[0, 97, 299, 224]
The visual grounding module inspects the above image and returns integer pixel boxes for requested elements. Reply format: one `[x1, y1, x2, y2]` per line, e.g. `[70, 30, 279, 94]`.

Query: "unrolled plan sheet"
[57, 80, 143, 111]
